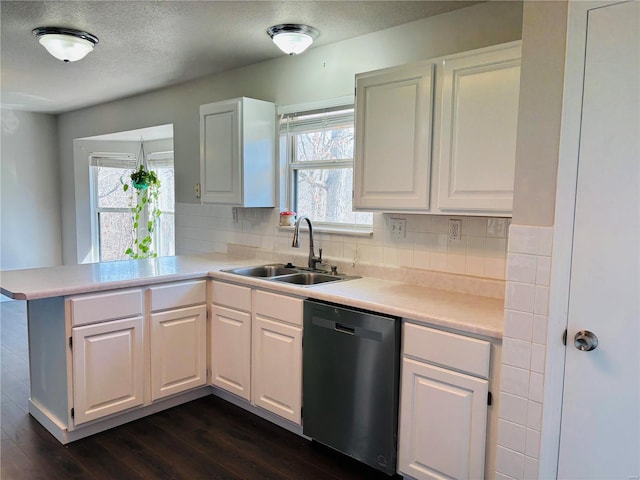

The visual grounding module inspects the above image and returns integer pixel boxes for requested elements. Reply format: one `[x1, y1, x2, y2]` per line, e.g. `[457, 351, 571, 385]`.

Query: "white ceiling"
[0, 0, 481, 114]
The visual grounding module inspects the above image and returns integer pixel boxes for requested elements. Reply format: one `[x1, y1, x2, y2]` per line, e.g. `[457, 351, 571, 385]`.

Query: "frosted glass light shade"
[267, 24, 319, 56]
[272, 32, 314, 55]
[32, 27, 99, 63]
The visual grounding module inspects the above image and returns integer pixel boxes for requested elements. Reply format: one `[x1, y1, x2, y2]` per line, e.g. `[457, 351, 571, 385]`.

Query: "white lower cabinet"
[72, 316, 145, 425]
[398, 322, 491, 480]
[251, 290, 302, 425]
[210, 281, 252, 400]
[149, 280, 208, 401]
[150, 305, 207, 401]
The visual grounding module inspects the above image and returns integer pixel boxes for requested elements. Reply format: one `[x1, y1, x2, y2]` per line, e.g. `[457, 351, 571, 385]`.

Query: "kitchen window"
[280, 104, 372, 232]
[89, 152, 175, 262]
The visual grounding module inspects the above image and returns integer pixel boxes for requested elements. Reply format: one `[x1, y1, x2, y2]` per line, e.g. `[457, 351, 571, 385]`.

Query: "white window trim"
[278, 96, 373, 235]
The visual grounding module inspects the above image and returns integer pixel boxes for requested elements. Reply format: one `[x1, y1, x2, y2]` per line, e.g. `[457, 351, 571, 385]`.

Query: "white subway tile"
[413, 232, 429, 251]
[527, 401, 543, 430]
[536, 256, 552, 286]
[485, 257, 506, 279]
[507, 253, 538, 284]
[467, 235, 487, 256]
[431, 233, 448, 253]
[530, 344, 546, 373]
[382, 247, 399, 265]
[413, 250, 430, 269]
[532, 315, 549, 345]
[430, 252, 447, 271]
[501, 365, 530, 397]
[496, 446, 525, 479]
[504, 310, 534, 342]
[446, 253, 466, 274]
[397, 249, 413, 267]
[503, 338, 532, 369]
[488, 218, 510, 238]
[447, 235, 467, 255]
[537, 227, 554, 256]
[524, 456, 539, 480]
[430, 216, 449, 233]
[486, 237, 508, 258]
[525, 429, 541, 458]
[505, 282, 536, 313]
[498, 419, 527, 453]
[465, 216, 488, 236]
[534, 286, 550, 316]
[528, 372, 544, 402]
[465, 256, 485, 277]
[499, 392, 529, 425]
[509, 225, 539, 254]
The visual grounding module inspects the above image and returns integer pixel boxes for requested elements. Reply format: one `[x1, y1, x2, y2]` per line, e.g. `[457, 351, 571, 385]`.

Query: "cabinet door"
[72, 317, 144, 425]
[398, 358, 488, 480]
[252, 314, 302, 424]
[354, 62, 435, 211]
[150, 305, 207, 401]
[437, 43, 521, 213]
[200, 100, 241, 205]
[210, 304, 251, 400]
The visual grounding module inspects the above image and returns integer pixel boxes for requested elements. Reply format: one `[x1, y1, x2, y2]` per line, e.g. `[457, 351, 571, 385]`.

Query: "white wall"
[57, 1, 523, 264]
[0, 109, 62, 270]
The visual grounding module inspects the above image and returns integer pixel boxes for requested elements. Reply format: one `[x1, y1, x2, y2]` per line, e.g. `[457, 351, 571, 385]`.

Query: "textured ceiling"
[0, 1, 481, 114]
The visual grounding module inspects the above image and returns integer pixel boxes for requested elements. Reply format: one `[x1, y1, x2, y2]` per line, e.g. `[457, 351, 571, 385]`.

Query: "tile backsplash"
[175, 203, 510, 280]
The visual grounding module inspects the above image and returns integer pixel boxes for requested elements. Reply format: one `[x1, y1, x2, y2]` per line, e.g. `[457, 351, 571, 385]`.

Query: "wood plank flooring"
[1, 300, 402, 480]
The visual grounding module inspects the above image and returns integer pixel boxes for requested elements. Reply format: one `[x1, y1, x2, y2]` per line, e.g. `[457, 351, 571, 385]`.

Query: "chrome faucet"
[291, 215, 322, 270]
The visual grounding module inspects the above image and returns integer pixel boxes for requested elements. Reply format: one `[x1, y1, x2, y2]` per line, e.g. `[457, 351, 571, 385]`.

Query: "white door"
[150, 305, 207, 401]
[558, 2, 639, 478]
[72, 316, 144, 425]
[251, 314, 302, 424]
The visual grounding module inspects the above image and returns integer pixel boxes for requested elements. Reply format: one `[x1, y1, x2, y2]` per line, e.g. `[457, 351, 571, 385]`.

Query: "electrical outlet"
[195, 183, 201, 199]
[390, 217, 406, 239]
[449, 219, 462, 242]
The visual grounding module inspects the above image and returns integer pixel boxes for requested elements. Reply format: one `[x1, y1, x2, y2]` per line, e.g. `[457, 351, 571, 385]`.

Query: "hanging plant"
[122, 141, 162, 259]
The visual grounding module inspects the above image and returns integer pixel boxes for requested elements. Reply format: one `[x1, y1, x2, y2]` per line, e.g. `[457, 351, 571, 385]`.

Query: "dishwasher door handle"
[335, 322, 355, 335]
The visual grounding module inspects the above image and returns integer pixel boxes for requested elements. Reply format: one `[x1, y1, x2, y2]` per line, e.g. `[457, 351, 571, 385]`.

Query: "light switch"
[390, 217, 406, 239]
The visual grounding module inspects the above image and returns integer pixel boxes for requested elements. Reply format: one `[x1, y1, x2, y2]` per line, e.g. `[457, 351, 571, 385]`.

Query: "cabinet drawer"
[403, 322, 490, 379]
[69, 289, 142, 327]
[211, 281, 251, 312]
[253, 290, 303, 327]
[149, 280, 206, 312]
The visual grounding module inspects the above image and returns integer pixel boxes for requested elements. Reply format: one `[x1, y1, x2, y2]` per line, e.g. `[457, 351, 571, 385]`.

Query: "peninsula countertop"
[0, 254, 504, 339]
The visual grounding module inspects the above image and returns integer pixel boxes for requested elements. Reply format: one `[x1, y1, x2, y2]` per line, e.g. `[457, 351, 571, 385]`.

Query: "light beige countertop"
[1, 254, 504, 339]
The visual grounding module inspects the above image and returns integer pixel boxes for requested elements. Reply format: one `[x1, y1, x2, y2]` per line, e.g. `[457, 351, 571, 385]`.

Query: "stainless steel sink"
[221, 263, 359, 286]
[225, 264, 298, 277]
[270, 272, 342, 286]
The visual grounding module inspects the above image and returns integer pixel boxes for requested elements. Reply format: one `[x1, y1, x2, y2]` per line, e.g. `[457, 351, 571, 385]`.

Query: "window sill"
[278, 225, 373, 238]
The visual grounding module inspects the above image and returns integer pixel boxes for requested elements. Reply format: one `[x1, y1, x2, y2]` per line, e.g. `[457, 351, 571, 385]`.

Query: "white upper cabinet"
[436, 42, 521, 214]
[354, 61, 435, 211]
[353, 41, 521, 215]
[199, 97, 276, 207]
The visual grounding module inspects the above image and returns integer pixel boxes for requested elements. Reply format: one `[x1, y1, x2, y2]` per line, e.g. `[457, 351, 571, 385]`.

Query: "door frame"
[538, 1, 630, 477]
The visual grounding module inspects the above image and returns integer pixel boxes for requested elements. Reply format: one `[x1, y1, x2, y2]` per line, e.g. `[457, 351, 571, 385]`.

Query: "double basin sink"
[222, 263, 359, 286]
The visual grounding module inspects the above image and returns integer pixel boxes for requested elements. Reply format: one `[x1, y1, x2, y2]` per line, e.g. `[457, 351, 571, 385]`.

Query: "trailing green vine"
[123, 163, 162, 259]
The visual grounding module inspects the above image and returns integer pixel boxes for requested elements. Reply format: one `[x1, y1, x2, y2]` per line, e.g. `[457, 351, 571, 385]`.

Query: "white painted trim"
[539, 1, 615, 477]
[276, 95, 354, 115]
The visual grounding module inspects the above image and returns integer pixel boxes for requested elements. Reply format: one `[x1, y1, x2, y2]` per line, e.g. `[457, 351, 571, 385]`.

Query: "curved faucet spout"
[292, 215, 322, 269]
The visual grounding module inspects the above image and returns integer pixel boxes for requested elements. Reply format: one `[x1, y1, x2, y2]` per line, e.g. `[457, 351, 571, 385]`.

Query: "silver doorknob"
[574, 330, 598, 351]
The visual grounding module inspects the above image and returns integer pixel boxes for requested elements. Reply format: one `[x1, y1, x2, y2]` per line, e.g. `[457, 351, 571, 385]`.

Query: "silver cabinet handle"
[574, 330, 599, 351]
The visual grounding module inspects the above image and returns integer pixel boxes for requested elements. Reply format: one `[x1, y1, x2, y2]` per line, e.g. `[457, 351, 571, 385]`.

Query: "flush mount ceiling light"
[32, 27, 99, 63]
[267, 24, 319, 55]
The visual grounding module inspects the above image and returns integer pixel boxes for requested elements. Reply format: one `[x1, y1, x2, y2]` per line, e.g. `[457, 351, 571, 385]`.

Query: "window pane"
[294, 126, 354, 162]
[295, 168, 372, 225]
[154, 166, 175, 212]
[157, 212, 175, 257]
[99, 212, 133, 262]
[96, 166, 133, 208]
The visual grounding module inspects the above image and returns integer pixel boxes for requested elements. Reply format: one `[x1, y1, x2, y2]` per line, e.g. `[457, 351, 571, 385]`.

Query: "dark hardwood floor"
[0, 299, 402, 480]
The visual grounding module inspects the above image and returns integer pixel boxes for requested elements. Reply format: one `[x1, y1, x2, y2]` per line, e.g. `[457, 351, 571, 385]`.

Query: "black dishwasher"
[302, 299, 401, 475]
